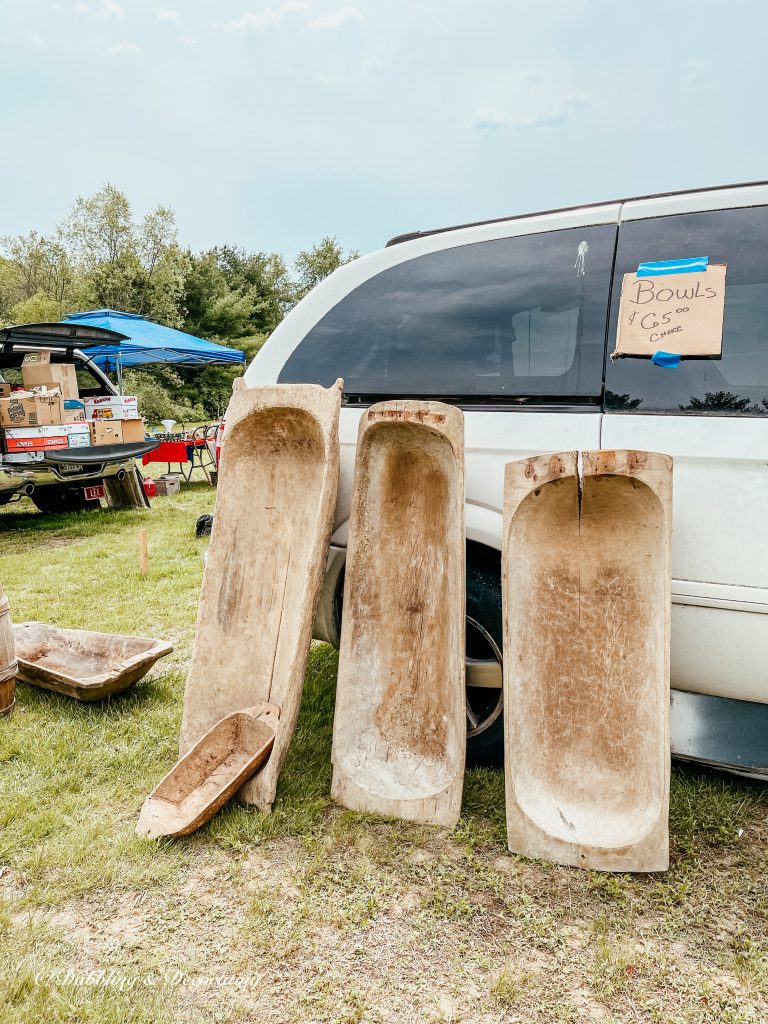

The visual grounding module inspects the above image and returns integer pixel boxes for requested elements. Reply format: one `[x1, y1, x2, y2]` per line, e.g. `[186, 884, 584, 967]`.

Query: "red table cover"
[142, 441, 190, 466]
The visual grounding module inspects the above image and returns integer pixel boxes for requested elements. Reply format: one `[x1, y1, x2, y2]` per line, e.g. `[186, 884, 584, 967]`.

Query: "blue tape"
[651, 351, 681, 368]
[637, 257, 709, 277]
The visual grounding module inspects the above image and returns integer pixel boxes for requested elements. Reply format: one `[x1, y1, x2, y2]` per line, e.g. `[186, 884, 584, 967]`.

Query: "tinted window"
[279, 225, 616, 401]
[606, 207, 768, 415]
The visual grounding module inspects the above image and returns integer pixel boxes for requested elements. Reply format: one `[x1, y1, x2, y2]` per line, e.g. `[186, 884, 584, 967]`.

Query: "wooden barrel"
[0, 584, 17, 718]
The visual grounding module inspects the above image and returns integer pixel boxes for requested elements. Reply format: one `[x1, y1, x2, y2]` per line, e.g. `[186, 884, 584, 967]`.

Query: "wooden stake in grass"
[138, 529, 148, 577]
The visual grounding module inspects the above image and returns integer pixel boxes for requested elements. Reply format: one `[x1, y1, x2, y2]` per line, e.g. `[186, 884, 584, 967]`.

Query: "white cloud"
[470, 106, 507, 131]
[153, 5, 178, 20]
[315, 71, 346, 84]
[510, 107, 567, 130]
[179, 33, 199, 47]
[363, 55, 386, 69]
[97, 0, 125, 19]
[225, 2, 309, 33]
[520, 68, 542, 85]
[471, 93, 588, 132]
[306, 6, 363, 31]
[74, 2, 88, 11]
[108, 40, 142, 56]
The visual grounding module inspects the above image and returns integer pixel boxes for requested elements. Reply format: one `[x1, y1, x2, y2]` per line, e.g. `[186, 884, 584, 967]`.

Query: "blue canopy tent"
[61, 310, 246, 373]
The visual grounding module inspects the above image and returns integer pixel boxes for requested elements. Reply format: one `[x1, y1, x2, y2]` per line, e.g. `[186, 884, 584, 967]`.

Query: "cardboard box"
[120, 418, 146, 443]
[22, 354, 79, 400]
[0, 383, 11, 399]
[0, 390, 62, 427]
[84, 396, 139, 420]
[90, 420, 124, 446]
[155, 474, 181, 496]
[20, 350, 52, 368]
[2, 422, 91, 453]
[62, 399, 86, 423]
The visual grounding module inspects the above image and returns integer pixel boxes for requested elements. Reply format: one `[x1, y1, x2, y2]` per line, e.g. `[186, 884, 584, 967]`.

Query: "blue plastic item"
[636, 257, 709, 277]
[651, 351, 682, 368]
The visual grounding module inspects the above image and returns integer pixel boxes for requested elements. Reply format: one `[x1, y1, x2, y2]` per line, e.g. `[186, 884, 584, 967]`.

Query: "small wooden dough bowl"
[13, 621, 173, 701]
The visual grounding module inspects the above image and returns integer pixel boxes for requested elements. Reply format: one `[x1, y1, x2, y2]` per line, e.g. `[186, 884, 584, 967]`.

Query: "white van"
[244, 182, 768, 777]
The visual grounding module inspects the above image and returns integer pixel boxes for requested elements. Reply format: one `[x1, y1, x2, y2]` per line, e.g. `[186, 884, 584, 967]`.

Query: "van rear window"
[278, 225, 616, 401]
[606, 207, 768, 415]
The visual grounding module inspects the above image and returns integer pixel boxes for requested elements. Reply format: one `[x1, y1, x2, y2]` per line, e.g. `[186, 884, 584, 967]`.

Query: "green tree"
[183, 250, 255, 339]
[60, 183, 187, 325]
[9, 291, 67, 325]
[183, 246, 292, 340]
[0, 232, 83, 325]
[122, 367, 205, 427]
[293, 235, 359, 301]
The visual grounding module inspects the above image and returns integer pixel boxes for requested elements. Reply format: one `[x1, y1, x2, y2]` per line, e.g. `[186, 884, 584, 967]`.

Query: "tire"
[31, 485, 101, 514]
[465, 545, 504, 768]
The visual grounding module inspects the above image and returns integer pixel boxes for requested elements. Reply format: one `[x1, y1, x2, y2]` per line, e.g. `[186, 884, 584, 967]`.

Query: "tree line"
[0, 184, 358, 423]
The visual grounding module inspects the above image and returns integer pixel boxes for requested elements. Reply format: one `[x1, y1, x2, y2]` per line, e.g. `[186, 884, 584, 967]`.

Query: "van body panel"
[603, 413, 768, 703]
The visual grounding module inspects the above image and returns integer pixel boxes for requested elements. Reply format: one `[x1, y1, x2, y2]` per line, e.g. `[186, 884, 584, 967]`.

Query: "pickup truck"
[0, 322, 158, 512]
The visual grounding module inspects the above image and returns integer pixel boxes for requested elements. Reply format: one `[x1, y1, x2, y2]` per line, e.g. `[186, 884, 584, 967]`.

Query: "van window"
[605, 206, 768, 415]
[278, 225, 616, 401]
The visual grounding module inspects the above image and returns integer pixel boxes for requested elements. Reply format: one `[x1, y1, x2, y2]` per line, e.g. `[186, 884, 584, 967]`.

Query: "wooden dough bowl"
[503, 450, 672, 872]
[137, 704, 279, 839]
[331, 401, 466, 827]
[179, 379, 342, 813]
[14, 621, 174, 701]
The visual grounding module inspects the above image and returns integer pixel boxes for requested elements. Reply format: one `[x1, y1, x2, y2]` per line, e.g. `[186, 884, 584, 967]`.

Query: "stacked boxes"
[84, 395, 145, 446]
[0, 350, 146, 461]
[0, 389, 63, 427]
[21, 351, 79, 399]
[3, 423, 92, 453]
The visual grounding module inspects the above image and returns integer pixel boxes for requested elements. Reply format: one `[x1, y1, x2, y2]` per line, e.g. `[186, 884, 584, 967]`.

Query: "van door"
[602, 202, 768, 705]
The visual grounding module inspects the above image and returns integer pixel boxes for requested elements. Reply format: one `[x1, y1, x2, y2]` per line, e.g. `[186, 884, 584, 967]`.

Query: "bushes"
[122, 368, 205, 428]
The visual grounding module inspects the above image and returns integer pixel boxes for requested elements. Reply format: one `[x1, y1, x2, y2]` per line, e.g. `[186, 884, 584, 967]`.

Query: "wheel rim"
[465, 615, 503, 738]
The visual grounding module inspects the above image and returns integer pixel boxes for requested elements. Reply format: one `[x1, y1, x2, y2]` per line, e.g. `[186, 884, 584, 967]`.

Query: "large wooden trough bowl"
[331, 401, 466, 827]
[503, 450, 672, 872]
[13, 622, 174, 701]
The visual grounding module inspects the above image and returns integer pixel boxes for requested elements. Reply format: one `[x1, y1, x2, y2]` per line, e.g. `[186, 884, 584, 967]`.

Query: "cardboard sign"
[614, 264, 726, 358]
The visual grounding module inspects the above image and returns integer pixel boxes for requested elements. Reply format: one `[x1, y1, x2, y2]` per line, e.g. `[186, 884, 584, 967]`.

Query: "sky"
[0, 0, 766, 260]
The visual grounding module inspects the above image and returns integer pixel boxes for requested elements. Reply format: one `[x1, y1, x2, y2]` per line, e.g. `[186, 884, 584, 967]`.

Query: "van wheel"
[31, 485, 101, 514]
[465, 554, 504, 768]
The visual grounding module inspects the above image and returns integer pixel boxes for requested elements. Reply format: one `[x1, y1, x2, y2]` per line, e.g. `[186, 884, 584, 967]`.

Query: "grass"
[1, 485, 767, 1022]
